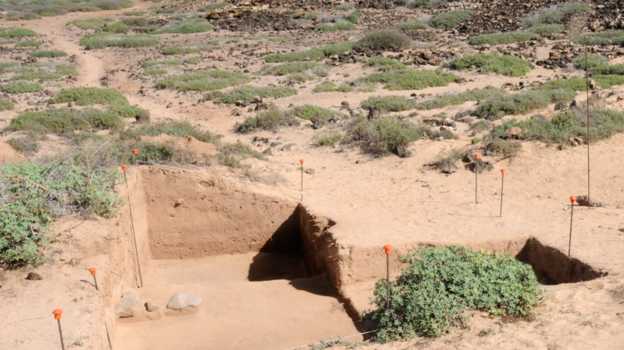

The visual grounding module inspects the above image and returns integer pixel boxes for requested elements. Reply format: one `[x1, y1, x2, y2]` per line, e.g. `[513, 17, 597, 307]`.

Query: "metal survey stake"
[299, 159, 304, 201]
[132, 149, 138, 166]
[89, 267, 98, 291]
[383, 245, 392, 309]
[122, 164, 144, 288]
[500, 169, 506, 217]
[569, 196, 576, 258]
[53, 309, 65, 350]
[474, 153, 479, 204]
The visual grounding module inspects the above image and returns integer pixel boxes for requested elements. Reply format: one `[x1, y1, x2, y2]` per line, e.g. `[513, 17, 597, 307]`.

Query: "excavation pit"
[114, 168, 360, 350]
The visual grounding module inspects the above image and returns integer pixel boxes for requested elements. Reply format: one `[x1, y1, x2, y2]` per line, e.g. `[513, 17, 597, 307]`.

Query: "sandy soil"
[2, 1, 624, 350]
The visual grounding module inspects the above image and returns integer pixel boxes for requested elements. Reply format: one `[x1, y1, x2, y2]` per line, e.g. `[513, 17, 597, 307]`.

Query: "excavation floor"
[116, 253, 360, 350]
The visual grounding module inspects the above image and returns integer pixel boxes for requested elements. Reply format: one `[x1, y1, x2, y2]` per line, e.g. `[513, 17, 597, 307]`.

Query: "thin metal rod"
[585, 38, 591, 204]
[300, 164, 303, 201]
[105, 321, 113, 350]
[568, 203, 574, 259]
[57, 319, 65, 350]
[93, 275, 99, 291]
[475, 161, 479, 204]
[500, 174, 505, 217]
[123, 170, 144, 288]
[386, 254, 390, 309]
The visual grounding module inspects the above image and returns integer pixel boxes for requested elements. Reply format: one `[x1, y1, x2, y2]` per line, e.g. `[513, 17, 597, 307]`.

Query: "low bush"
[156, 70, 251, 92]
[321, 41, 354, 56]
[344, 12, 361, 24]
[572, 53, 609, 70]
[314, 22, 356, 31]
[265, 42, 353, 63]
[536, 78, 588, 91]
[30, 50, 68, 58]
[397, 0, 433, 9]
[594, 75, 624, 88]
[68, 18, 114, 30]
[529, 24, 565, 35]
[485, 138, 520, 158]
[235, 108, 300, 133]
[312, 81, 354, 93]
[209, 86, 297, 104]
[430, 10, 472, 29]
[124, 120, 220, 143]
[7, 136, 40, 156]
[290, 105, 335, 121]
[345, 116, 423, 157]
[468, 32, 536, 46]
[1, 0, 132, 21]
[200, 2, 230, 11]
[573, 30, 624, 46]
[0, 27, 37, 38]
[50, 87, 127, 106]
[108, 104, 150, 119]
[417, 87, 507, 110]
[430, 147, 467, 173]
[80, 33, 160, 49]
[358, 69, 459, 90]
[448, 54, 531, 77]
[361, 57, 407, 71]
[105, 22, 130, 33]
[490, 108, 624, 144]
[162, 46, 199, 55]
[353, 31, 412, 53]
[15, 40, 42, 47]
[312, 130, 343, 147]
[397, 20, 429, 31]
[7, 108, 124, 135]
[151, 18, 213, 34]
[0, 97, 14, 111]
[10, 61, 77, 81]
[368, 246, 541, 341]
[521, 2, 588, 27]
[361, 96, 416, 112]
[473, 90, 576, 120]
[262, 62, 329, 76]
[0, 81, 43, 94]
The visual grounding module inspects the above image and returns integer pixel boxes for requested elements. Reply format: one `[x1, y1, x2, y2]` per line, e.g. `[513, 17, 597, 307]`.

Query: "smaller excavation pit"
[114, 168, 360, 350]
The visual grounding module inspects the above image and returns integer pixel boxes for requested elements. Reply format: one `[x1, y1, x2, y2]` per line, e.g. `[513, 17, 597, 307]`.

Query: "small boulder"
[115, 291, 141, 318]
[166, 292, 202, 310]
[145, 301, 159, 312]
[507, 127, 522, 139]
[26, 272, 43, 281]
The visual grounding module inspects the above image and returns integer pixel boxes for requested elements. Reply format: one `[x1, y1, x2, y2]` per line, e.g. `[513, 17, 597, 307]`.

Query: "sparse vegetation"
[397, 0, 433, 9]
[529, 24, 565, 35]
[485, 138, 521, 158]
[536, 78, 588, 91]
[50, 87, 127, 106]
[200, 2, 230, 11]
[80, 33, 160, 49]
[572, 53, 608, 70]
[29, 50, 68, 58]
[397, 20, 429, 31]
[361, 57, 407, 71]
[262, 62, 329, 76]
[314, 22, 357, 31]
[521, 2, 589, 27]
[6, 136, 39, 156]
[417, 87, 507, 110]
[430, 10, 472, 29]
[359, 69, 459, 91]
[345, 116, 423, 157]
[344, 12, 361, 24]
[430, 147, 467, 173]
[124, 120, 220, 144]
[0, 27, 37, 38]
[361, 96, 416, 112]
[235, 108, 300, 133]
[7, 108, 124, 135]
[15, 40, 42, 47]
[67, 18, 113, 30]
[290, 105, 335, 121]
[0, 81, 43, 94]
[208, 86, 298, 104]
[313, 81, 354, 93]
[353, 31, 412, 53]
[449, 54, 531, 77]
[468, 32, 536, 46]
[152, 18, 214, 34]
[0, 0, 132, 21]
[594, 75, 624, 88]
[473, 90, 576, 120]
[0, 97, 14, 111]
[368, 246, 541, 341]
[156, 70, 251, 92]
[312, 130, 343, 147]
[162, 46, 199, 55]
[573, 30, 624, 46]
[265, 42, 353, 63]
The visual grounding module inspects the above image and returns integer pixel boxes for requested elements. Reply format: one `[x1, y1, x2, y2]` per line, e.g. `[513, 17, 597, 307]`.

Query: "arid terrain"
[1, 0, 624, 349]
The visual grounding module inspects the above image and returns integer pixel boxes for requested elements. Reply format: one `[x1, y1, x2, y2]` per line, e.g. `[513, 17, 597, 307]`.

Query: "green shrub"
[594, 75, 624, 88]
[30, 50, 68, 58]
[573, 30, 624, 46]
[430, 147, 467, 173]
[124, 120, 219, 143]
[15, 40, 42, 47]
[529, 24, 565, 35]
[595, 65, 624, 75]
[312, 81, 354, 93]
[314, 22, 356, 31]
[123, 10, 147, 16]
[486, 138, 521, 158]
[398, 0, 432, 8]
[105, 21, 130, 33]
[312, 130, 343, 147]
[468, 32, 536, 46]
[7, 108, 124, 135]
[521, 2, 589, 27]
[156, 70, 251, 92]
[0, 97, 14, 111]
[490, 108, 624, 144]
[262, 62, 329, 76]
[265, 42, 353, 63]
[80, 33, 160, 49]
[0, 81, 43, 94]
[1, 0, 132, 21]
[473, 90, 576, 120]
[290, 105, 335, 121]
[361, 57, 407, 71]
[152, 18, 213, 34]
[142, 58, 181, 68]
[288, 74, 316, 83]
[344, 12, 361, 24]
[10, 61, 77, 81]
[0, 162, 121, 265]
[368, 246, 541, 341]
[200, 2, 230, 11]
[161, 46, 199, 55]
[361, 96, 416, 112]
[397, 20, 429, 31]
[536, 78, 588, 91]
[345, 116, 422, 157]
[572, 53, 609, 70]
[217, 140, 265, 168]
[0, 27, 37, 38]
[335, 3, 355, 10]
[320, 41, 354, 56]
[417, 87, 507, 110]
[210, 86, 297, 104]
[448, 54, 531, 77]
[235, 108, 300, 133]
[7, 136, 39, 155]
[430, 10, 472, 29]
[50, 87, 127, 106]
[359, 69, 459, 90]
[353, 31, 412, 52]
[109, 104, 151, 119]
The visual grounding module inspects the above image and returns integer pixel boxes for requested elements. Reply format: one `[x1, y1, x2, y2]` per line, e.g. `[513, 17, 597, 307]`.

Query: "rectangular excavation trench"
[114, 167, 359, 350]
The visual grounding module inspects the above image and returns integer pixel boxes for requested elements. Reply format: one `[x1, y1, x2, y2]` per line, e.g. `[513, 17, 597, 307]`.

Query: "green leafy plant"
[0, 97, 14, 111]
[313, 81, 354, 93]
[156, 70, 250, 92]
[29, 49, 67, 58]
[573, 30, 624, 46]
[368, 246, 542, 341]
[468, 32, 536, 46]
[449, 54, 531, 77]
[430, 10, 472, 29]
[430, 147, 467, 173]
[15, 40, 42, 47]
[314, 22, 357, 31]
[235, 108, 300, 133]
[358, 69, 459, 90]
[0, 27, 37, 38]
[361, 96, 416, 112]
[417, 87, 507, 110]
[80, 33, 160, 49]
[312, 130, 343, 147]
[521, 2, 589, 27]
[152, 18, 213, 34]
[0, 81, 43, 94]
[397, 20, 429, 31]
[353, 31, 412, 52]
[209, 86, 297, 104]
[473, 90, 575, 120]
[262, 62, 329, 76]
[345, 116, 423, 157]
